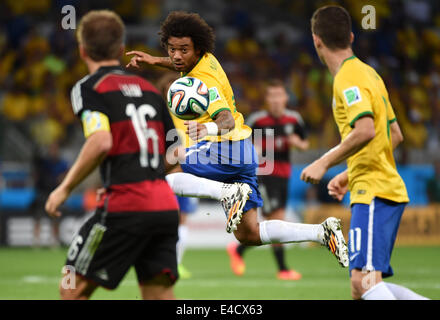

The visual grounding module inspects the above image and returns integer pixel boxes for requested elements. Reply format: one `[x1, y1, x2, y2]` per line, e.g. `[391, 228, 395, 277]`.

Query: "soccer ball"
[167, 77, 210, 120]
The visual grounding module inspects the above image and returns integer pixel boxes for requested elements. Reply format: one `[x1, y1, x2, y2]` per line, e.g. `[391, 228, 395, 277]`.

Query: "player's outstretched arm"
[45, 131, 112, 218]
[126, 50, 174, 70]
[301, 116, 375, 184]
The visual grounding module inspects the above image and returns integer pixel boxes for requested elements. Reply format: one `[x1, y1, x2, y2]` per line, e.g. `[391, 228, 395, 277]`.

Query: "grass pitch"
[0, 246, 439, 300]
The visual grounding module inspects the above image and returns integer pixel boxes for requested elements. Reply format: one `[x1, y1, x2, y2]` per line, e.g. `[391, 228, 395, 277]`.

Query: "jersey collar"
[341, 55, 356, 68]
[335, 55, 357, 77]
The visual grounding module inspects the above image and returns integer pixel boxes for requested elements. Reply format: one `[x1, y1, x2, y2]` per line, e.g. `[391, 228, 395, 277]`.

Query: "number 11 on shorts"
[349, 227, 361, 253]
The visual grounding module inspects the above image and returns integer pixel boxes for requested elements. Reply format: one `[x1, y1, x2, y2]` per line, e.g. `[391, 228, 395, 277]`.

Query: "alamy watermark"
[61, 5, 76, 30]
[61, 265, 76, 290]
[63, 5, 377, 31]
[361, 266, 377, 291]
[164, 128, 275, 176]
[361, 5, 376, 30]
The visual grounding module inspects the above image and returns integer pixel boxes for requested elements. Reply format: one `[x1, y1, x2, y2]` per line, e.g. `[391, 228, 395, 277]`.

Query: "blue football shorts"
[180, 137, 263, 213]
[176, 196, 199, 214]
[349, 197, 406, 278]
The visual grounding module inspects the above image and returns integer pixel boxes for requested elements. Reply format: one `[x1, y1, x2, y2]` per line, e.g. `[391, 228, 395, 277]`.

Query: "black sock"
[236, 244, 249, 256]
[272, 244, 288, 271]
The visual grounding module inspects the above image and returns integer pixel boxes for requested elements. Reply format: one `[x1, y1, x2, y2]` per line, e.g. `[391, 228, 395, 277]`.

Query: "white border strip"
[366, 198, 375, 271]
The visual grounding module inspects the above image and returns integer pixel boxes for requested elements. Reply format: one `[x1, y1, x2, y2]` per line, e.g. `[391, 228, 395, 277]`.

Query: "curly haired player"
[127, 11, 348, 267]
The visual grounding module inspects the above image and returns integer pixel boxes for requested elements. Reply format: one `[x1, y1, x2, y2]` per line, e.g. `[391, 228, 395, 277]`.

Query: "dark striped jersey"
[71, 65, 178, 213]
[246, 110, 307, 178]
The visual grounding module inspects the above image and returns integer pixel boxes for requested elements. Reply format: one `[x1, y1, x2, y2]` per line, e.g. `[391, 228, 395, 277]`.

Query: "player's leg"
[59, 274, 98, 300]
[232, 177, 320, 245]
[178, 212, 189, 257]
[166, 166, 251, 229]
[350, 269, 393, 300]
[174, 141, 253, 232]
[176, 196, 198, 279]
[230, 209, 288, 273]
[259, 177, 301, 279]
[166, 142, 240, 201]
[229, 178, 275, 269]
[351, 270, 428, 300]
[166, 170, 225, 200]
[60, 212, 107, 300]
[216, 138, 348, 266]
[234, 208, 322, 245]
[348, 200, 391, 299]
[383, 282, 430, 300]
[233, 208, 261, 245]
[267, 208, 288, 271]
[62, 209, 153, 299]
[135, 211, 179, 300]
[267, 208, 302, 280]
[139, 274, 175, 300]
[228, 207, 300, 279]
[347, 198, 428, 299]
[233, 207, 348, 267]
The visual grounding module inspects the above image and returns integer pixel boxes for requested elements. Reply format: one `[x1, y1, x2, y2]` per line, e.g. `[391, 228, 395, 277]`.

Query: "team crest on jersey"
[343, 86, 362, 106]
[208, 87, 221, 102]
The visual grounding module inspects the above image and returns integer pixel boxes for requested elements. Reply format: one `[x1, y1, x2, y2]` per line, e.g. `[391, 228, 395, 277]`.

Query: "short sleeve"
[336, 79, 374, 128]
[384, 94, 396, 123]
[71, 80, 110, 138]
[71, 81, 109, 118]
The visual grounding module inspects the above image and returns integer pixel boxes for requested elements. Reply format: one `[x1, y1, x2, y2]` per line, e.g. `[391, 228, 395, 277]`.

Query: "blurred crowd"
[0, 0, 440, 159]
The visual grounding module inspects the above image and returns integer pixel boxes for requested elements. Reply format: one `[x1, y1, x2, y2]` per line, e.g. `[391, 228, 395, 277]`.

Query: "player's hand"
[125, 50, 156, 68]
[300, 159, 328, 184]
[96, 188, 106, 202]
[327, 172, 349, 201]
[185, 121, 208, 141]
[287, 134, 309, 150]
[45, 185, 70, 218]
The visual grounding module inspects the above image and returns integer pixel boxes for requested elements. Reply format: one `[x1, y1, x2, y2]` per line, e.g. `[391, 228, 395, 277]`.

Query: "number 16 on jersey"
[126, 103, 160, 168]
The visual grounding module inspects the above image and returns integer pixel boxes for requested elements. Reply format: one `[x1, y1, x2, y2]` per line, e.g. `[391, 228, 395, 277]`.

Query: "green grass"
[0, 246, 439, 300]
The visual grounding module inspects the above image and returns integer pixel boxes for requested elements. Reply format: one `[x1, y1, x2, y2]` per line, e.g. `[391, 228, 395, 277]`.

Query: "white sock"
[166, 172, 223, 200]
[385, 282, 430, 300]
[361, 281, 396, 300]
[259, 220, 324, 245]
[177, 225, 188, 264]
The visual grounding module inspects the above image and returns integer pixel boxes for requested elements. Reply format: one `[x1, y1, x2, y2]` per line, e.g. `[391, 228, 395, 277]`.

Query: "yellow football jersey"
[332, 56, 409, 205]
[172, 53, 252, 147]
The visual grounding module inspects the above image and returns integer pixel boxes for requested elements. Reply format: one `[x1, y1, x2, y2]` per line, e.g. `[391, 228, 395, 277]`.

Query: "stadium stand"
[0, 0, 439, 246]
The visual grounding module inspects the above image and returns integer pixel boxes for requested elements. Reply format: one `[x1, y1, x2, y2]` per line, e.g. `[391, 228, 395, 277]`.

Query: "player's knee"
[142, 291, 174, 300]
[59, 283, 79, 300]
[233, 209, 261, 245]
[234, 229, 260, 246]
[140, 276, 175, 300]
[350, 275, 364, 300]
[59, 276, 94, 300]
